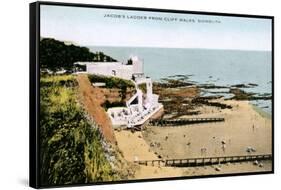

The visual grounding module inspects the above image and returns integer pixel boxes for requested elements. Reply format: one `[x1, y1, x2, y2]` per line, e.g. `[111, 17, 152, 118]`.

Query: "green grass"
[88, 74, 135, 89]
[88, 74, 135, 101]
[40, 74, 117, 186]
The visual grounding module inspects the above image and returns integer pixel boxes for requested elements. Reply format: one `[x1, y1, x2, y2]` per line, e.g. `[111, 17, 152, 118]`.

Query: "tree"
[40, 38, 117, 72]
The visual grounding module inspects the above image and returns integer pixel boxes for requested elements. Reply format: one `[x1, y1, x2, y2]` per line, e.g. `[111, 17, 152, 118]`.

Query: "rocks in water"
[156, 79, 194, 88]
[198, 84, 227, 89]
[230, 88, 255, 100]
[167, 74, 194, 81]
[198, 82, 270, 101]
[248, 83, 258, 87]
[231, 83, 258, 88]
[230, 88, 271, 101]
[192, 97, 232, 109]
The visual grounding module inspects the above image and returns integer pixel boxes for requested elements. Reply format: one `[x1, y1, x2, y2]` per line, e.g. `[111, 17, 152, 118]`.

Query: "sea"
[89, 46, 272, 115]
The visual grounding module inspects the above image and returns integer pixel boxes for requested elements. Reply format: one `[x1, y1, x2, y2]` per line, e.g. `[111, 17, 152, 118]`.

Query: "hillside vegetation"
[88, 74, 135, 100]
[40, 75, 117, 186]
[88, 74, 135, 89]
[40, 38, 117, 72]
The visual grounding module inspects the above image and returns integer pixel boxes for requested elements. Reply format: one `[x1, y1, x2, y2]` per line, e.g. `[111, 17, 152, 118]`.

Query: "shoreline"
[251, 103, 272, 119]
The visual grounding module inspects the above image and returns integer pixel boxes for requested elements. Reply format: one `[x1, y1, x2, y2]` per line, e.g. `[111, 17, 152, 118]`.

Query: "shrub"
[40, 75, 116, 186]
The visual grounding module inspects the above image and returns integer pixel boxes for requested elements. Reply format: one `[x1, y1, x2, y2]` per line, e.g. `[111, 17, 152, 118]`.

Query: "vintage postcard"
[30, 2, 273, 188]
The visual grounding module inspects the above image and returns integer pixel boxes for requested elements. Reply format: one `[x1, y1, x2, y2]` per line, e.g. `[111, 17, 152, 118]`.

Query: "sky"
[40, 5, 272, 51]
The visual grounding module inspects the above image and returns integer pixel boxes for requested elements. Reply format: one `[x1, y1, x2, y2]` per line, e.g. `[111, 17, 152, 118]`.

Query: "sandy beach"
[114, 99, 272, 179]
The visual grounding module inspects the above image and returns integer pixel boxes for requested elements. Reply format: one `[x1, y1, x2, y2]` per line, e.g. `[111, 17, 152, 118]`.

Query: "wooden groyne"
[149, 117, 225, 126]
[134, 154, 272, 167]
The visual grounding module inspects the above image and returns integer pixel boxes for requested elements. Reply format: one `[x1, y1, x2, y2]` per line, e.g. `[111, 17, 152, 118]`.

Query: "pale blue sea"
[89, 46, 272, 114]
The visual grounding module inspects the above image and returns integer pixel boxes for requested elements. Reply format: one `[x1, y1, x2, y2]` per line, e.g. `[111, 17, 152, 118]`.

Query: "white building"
[76, 56, 163, 128]
[75, 56, 143, 80]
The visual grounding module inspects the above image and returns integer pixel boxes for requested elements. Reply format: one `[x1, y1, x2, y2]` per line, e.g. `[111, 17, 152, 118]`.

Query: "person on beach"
[221, 140, 226, 153]
[222, 144, 226, 153]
